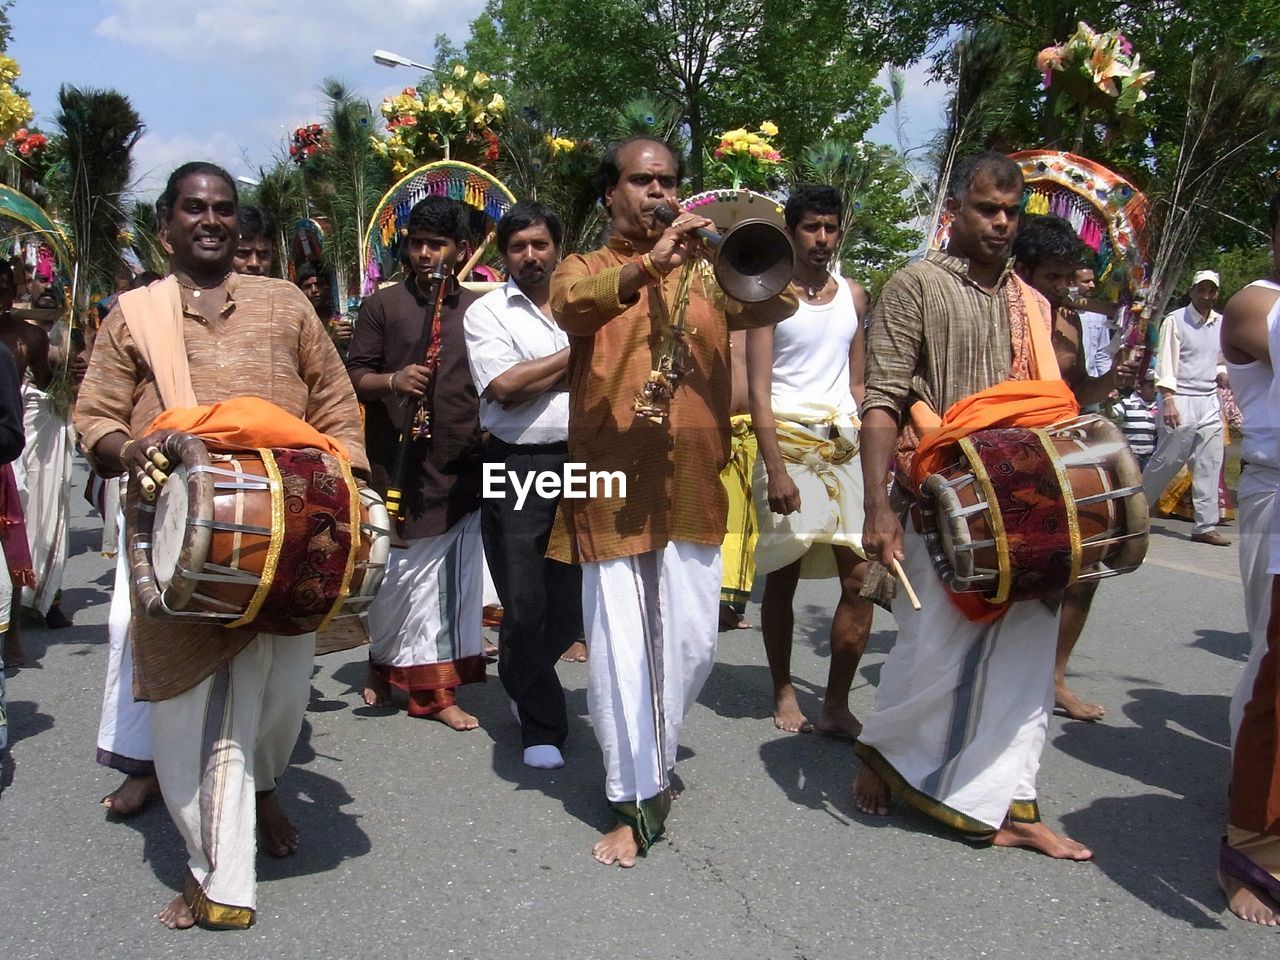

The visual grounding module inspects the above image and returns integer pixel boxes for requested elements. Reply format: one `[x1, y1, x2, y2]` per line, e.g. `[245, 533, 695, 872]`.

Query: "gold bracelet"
[388, 372, 398, 397]
[640, 253, 665, 282]
[119, 438, 136, 466]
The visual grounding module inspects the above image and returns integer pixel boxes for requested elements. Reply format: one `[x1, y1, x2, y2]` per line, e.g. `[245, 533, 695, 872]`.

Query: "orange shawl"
[147, 395, 350, 461]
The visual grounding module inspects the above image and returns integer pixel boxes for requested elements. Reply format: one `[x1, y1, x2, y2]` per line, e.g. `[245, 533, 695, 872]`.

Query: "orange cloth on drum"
[909, 378, 1080, 623]
[147, 395, 350, 461]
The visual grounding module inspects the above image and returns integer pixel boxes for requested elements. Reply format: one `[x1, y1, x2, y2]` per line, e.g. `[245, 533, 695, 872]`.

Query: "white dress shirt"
[463, 279, 570, 444]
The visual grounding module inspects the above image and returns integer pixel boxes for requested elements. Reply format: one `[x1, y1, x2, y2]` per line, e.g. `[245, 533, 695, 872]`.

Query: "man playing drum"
[75, 162, 368, 929]
[852, 152, 1093, 860]
[747, 184, 872, 738]
[550, 138, 796, 866]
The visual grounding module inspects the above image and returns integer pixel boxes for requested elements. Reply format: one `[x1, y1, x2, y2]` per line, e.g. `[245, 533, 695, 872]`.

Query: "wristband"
[640, 253, 665, 282]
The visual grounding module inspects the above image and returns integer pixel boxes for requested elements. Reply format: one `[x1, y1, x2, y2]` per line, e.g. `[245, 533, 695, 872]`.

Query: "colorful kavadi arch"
[362, 160, 516, 295]
[681, 187, 786, 230]
[1009, 150, 1150, 305]
[0, 184, 73, 272]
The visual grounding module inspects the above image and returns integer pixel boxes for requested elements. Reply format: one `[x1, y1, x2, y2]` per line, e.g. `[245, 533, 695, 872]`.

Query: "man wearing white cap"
[1142, 269, 1230, 545]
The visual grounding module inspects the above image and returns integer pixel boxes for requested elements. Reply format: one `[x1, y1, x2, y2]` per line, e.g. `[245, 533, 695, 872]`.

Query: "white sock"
[523, 745, 564, 769]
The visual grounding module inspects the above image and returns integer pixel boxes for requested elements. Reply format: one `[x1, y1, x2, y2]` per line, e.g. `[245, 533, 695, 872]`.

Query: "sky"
[13, 1, 950, 199]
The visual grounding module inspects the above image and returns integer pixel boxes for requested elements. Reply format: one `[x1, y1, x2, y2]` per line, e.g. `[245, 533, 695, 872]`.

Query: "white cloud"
[95, 0, 485, 65]
[866, 61, 952, 153]
[129, 130, 248, 200]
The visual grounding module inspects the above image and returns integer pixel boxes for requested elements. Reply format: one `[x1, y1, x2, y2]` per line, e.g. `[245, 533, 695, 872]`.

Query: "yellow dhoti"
[719, 415, 758, 606]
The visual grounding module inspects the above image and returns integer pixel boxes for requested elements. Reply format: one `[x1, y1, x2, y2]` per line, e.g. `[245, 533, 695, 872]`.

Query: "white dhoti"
[856, 525, 1059, 832]
[13, 383, 72, 615]
[151, 631, 314, 927]
[1141, 393, 1224, 534]
[96, 528, 153, 774]
[753, 407, 864, 578]
[366, 511, 485, 713]
[1232, 464, 1279, 746]
[583, 540, 720, 847]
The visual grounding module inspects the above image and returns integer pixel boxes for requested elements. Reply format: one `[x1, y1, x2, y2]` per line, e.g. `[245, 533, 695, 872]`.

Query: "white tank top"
[770, 277, 859, 416]
[1229, 280, 1280, 482]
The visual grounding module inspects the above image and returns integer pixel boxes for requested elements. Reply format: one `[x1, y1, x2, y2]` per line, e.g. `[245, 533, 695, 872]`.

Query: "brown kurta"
[548, 237, 796, 564]
[345, 278, 483, 541]
[73, 273, 368, 701]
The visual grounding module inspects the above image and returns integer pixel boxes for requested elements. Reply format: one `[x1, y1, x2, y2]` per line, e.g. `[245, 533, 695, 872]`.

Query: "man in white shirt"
[464, 201, 583, 769]
[1142, 269, 1230, 545]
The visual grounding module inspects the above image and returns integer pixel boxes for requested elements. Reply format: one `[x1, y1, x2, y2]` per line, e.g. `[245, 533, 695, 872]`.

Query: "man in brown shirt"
[74, 162, 368, 930]
[550, 138, 796, 866]
[852, 152, 1092, 862]
[346, 196, 487, 731]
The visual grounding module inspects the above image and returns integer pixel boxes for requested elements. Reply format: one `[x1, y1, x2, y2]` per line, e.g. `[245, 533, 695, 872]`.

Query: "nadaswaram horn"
[653, 204, 795, 303]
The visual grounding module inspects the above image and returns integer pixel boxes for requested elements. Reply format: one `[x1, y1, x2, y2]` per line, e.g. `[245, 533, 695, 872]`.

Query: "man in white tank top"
[1219, 190, 1280, 926]
[1013, 215, 1137, 724]
[1142, 270, 1230, 545]
[747, 185, 872, 738]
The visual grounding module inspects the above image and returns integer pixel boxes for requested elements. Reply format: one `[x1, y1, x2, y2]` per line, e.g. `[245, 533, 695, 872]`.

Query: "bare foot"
[559, 641, 588, 663]
[156, 894, 195, 930]
[592, 822, 640, 867]
[852, 764, 891, 816]
[101, 773, 160, 817]
[816, 705, 863, 740]
[1220, 869, 1280, 925]
[1055, 683, 1105, 722]
[718, 604, 752, 631]
[992, 819, 1093, 860]
[482, 639, 499, 659]
[256, 791, 299, 857]
[362, 664, 391, 707]
[773, 686, 813, 733]
[430, 704, 479, 731]
[3, 629, 24, 668]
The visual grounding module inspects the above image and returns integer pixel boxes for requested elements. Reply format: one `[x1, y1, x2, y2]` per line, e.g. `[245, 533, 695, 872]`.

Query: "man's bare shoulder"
[1223, 281, 1280, 328]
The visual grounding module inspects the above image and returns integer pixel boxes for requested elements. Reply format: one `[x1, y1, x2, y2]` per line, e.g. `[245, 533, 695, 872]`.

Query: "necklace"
[176, 273, 229, 299]
[802, 276, 828, 299]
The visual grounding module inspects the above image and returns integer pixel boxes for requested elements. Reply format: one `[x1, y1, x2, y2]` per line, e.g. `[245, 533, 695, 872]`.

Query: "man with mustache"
[746, 184, 872, 739]
[550, 138, 796, 866]
[464, 201, 582, 769]
[853, 152, 1093, 861]
[75, 162, 367, 928]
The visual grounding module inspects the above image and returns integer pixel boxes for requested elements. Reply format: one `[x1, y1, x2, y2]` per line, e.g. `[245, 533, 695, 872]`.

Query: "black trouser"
[481, 438, 583, 749]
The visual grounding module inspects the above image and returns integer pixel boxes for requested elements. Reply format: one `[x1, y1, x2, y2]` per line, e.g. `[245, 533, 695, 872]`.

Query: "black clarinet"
[385, 261, 450, 521]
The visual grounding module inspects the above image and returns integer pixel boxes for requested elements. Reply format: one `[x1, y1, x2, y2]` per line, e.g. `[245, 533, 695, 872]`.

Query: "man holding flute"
[346, 195, 487, 730]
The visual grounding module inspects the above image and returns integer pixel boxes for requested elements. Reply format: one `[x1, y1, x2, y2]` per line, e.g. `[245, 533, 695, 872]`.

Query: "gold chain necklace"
[175, 273, 230, 299]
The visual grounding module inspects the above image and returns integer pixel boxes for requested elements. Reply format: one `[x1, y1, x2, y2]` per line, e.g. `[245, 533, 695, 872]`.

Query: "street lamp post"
[372, 50, 438, 74]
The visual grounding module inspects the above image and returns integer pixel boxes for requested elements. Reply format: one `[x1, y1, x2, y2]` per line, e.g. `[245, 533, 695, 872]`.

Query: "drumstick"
[890, 557, 922, 611]
[458, 229, 496, 280]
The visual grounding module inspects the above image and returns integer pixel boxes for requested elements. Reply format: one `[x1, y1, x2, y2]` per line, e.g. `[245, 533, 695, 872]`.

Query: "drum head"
[152, 464, 190, 590]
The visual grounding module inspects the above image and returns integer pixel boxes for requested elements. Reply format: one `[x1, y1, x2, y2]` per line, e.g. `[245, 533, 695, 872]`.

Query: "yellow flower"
[748, 142, 765, 158]
[759, 120, 778, 137]
[470, 108, 489, 127]
[472, 71, 490, 89]
[487, 93, 505, 114]
[441, 84, 457, 101]
[723, 128, 749, 143]
[452, 63, 468, 79]
[370, 136, 388, 155]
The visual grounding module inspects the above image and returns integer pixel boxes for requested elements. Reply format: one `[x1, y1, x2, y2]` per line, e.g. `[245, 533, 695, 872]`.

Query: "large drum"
[126, 434, 391, 636]
[917, 415, 1148, 603]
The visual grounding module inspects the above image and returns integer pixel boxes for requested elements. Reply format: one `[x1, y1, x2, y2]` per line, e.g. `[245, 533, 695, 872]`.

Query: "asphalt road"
[0, 462, 1271, 959]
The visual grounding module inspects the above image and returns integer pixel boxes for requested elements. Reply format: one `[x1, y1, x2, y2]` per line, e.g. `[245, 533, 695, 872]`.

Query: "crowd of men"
[0, 141, 1276, 932]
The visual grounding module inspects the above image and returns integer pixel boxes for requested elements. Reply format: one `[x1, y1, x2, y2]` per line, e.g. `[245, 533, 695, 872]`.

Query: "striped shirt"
[863, 251, 1017, 420]
[1117, 393, 1157, 454]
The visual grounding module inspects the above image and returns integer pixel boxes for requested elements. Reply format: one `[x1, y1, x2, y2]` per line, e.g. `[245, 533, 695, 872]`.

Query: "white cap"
[1191, 269, 1220, 289]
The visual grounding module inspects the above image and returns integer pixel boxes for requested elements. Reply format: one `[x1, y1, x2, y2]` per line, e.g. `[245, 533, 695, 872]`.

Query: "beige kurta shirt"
[73, 273, 367, 700]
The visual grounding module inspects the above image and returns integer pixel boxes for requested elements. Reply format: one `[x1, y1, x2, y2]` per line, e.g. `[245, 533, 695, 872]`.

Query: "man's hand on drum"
[390, 364, 431, 398]
[113, 431, 177, 501]
[1161, 395, 1181, 429]
[862, 500, 905, 568]
[648, 207, 714, 274]
[766, 471, 802, 516]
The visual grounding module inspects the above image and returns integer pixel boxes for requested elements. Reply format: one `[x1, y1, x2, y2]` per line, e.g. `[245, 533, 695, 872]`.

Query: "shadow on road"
[1055, 686, 1231, 928]
[1190, 628, 1250, 664]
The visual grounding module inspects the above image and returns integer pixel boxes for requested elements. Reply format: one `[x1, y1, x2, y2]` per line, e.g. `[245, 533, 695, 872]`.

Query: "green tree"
[457, 0, 892, 189]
